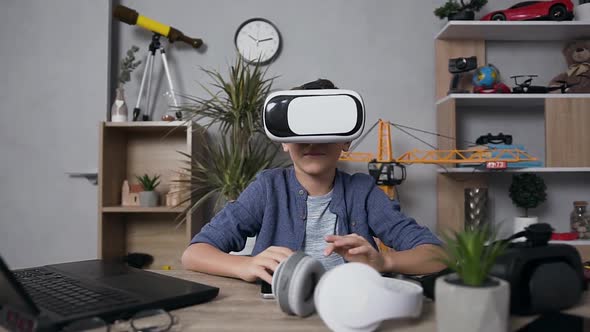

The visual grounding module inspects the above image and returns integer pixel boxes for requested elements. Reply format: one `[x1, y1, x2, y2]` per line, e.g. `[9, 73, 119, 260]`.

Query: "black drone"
[511, 75, 579, 93]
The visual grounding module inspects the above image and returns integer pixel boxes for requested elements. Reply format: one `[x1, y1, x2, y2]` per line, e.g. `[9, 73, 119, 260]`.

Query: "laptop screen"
[0, 256, 39, 316]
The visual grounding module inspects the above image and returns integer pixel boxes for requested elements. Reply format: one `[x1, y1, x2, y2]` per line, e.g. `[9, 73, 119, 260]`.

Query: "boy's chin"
[297, 163, 336, 176]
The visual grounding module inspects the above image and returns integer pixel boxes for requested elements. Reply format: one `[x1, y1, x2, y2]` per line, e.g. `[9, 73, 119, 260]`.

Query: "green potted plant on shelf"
[509, 173, 547, 237]
[434, 0, 488, 20]
[136, 174, 161, 207]
[173, 56, 285, 222]
[435, 225, 510, 332]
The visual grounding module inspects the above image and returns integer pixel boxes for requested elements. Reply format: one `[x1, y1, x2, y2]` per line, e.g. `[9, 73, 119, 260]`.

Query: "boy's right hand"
[237, 246, 293, 284]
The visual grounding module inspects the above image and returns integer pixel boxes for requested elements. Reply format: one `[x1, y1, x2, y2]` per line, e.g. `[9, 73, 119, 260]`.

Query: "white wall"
[0, 1, 111, 268]
[1, 0, 588, 267]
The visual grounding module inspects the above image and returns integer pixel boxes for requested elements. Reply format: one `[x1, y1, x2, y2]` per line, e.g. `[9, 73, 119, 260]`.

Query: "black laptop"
[0, 256, 219, 331]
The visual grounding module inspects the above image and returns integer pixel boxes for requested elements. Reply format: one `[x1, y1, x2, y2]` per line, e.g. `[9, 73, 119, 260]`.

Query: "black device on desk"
[0, 255, 219, 332]
[408, 223, 585, 316]
[516, 312, 590, 332]
[490, 223, 585, 315]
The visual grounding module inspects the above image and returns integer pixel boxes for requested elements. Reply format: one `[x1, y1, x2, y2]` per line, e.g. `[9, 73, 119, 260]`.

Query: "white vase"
[513, 216, 538, 241]
[111, 87, 128, 122]
[435, 274, 509, 332]
[575, 3, 590, 20]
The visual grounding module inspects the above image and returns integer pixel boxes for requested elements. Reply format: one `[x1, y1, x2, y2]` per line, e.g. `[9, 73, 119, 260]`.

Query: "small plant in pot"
[509, 173, 547, 237]
[434, 0, 488, 20]
[136, 174, 161, 207]
[435, 225, 510, 332]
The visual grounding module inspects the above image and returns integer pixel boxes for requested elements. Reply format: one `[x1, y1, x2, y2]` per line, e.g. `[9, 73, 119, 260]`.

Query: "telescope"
[113, 5, 203, 49]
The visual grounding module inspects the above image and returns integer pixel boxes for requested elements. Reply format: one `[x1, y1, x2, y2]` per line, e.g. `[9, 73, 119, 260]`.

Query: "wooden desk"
[1, 271, 588, 332]
[160, 270, 590, 331]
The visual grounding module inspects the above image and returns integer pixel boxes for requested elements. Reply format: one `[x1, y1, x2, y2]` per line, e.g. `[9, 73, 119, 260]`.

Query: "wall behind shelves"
[0, 1, 110, 268]
[487, 173, 590, 237]
[1, 0, 586, 267]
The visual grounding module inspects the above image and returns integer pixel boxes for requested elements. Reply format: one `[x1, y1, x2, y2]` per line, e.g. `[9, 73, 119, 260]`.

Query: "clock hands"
[248, 34, 258, 42]
[259, 37, 274, 42]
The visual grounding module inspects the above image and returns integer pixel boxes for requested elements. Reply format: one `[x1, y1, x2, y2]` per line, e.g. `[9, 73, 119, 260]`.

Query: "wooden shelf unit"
[434, 23, 590, 260]
[98, 121, 205, 269]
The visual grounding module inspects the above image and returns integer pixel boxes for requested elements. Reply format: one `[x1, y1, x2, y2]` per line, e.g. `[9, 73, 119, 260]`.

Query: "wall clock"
[234, 18, 281, 65]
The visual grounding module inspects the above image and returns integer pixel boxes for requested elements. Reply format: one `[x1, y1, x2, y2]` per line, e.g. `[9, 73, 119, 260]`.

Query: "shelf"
[104, 121, 192, 133]
[435, 21, 590, 41]
[102, 206, 186, 213]
[550, 240, 590, 245]
[436, 93, 590, 107]
[438, 167, 590, 174]
[105, 121, 189, 128]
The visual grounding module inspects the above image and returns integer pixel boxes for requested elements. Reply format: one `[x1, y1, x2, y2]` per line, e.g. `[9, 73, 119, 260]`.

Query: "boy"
[181, 79, 445, 284]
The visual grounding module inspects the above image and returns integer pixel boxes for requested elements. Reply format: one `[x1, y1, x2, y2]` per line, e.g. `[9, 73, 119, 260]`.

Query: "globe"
[472, 65, 499, 88]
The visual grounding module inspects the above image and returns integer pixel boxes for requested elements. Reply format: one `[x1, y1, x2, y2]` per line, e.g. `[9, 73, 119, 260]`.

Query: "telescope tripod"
[133, 33, 181, 121]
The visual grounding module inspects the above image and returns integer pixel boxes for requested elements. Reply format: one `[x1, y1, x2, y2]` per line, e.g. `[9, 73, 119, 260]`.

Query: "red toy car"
[481, 0, 574, 21]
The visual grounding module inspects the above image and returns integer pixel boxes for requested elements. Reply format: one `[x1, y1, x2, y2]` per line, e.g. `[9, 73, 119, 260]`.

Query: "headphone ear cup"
[273, 252, 326, 317]
[287, 256, 326, 317]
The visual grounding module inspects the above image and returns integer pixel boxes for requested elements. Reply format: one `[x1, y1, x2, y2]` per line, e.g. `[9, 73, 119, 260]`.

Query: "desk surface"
[1, 270, 587, 332]
[159, 270, 590, 331]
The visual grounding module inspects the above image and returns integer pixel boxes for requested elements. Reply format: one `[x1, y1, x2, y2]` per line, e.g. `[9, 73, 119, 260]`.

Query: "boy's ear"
[282, 143, 289, 152]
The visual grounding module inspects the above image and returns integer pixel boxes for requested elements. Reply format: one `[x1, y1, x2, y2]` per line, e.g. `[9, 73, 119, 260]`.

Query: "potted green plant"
[434, 0, 488, 20]
[509, 173, 547, 236]
[136, 174, 161, 207]
[435, 225, 510, 332]
[111, 45, 141, 122]
[174, 56, 285, 221]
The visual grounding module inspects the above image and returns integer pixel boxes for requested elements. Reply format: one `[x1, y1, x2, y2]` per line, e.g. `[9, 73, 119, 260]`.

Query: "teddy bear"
[549, 40, 590, 93]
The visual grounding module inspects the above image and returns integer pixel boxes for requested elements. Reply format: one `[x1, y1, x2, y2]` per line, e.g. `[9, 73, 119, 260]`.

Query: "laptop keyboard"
[13, 268, 140, 317]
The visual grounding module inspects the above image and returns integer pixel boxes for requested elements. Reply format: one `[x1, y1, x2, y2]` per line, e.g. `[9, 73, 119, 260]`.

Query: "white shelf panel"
[105, 121, 189, 128]
[436, 21, 590, 41]
[438, 167, 590, 174]
[436, 93, 590, 108]
[550, 240, 590, 245]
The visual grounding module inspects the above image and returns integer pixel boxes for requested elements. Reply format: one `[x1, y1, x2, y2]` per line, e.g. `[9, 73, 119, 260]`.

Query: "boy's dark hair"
[293, 78, 338, 90]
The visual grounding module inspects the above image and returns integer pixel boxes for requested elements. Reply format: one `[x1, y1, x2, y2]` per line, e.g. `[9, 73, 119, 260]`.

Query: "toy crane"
[340, 119, 538, 199]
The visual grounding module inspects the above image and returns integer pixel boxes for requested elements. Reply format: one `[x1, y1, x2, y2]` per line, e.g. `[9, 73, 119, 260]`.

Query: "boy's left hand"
[324, 234, 386, 272]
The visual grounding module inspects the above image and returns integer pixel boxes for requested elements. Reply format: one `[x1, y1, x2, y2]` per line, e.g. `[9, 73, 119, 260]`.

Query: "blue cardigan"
[191, 167, 442, 255]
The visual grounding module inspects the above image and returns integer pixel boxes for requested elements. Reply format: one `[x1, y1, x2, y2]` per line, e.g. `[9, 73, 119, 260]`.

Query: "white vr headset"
[272, 252, 423, 332]
[263, 89, 366, 143]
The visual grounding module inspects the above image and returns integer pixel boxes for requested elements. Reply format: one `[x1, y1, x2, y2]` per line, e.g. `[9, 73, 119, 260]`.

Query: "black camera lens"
[455, 58, 467, 70]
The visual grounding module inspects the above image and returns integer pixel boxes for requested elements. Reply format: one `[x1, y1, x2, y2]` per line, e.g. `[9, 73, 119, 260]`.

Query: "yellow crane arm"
[395, 148, 538, 164]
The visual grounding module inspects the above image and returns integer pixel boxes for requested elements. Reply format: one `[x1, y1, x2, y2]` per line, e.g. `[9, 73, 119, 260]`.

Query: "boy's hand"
[237, 246, 293, 284]
[324, 234, 386, 272]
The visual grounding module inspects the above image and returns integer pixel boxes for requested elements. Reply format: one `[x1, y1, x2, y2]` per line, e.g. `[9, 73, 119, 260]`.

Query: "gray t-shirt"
[302, 190, 345, 270]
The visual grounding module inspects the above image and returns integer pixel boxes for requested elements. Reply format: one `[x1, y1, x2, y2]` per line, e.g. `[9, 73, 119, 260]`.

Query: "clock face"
[235, 18, 281, 64]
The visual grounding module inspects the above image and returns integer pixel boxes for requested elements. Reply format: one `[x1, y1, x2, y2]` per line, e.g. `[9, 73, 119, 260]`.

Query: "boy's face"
[282, 142, 350, 176]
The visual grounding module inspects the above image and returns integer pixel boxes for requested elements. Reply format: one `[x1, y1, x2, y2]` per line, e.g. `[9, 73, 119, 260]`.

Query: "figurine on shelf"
[166, 173, 190, 208]
[549, 40, 590, 93]
[121, 180, 142, 206]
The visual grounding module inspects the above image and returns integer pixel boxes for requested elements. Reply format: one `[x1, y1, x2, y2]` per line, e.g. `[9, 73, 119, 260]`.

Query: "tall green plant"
[438, 225, 507, 286]
[174, 56, 284, 221]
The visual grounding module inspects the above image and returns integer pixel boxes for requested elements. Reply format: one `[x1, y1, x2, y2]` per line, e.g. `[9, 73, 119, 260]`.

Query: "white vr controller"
[263, 89, 366, 143]
[271, 252, 423, 332]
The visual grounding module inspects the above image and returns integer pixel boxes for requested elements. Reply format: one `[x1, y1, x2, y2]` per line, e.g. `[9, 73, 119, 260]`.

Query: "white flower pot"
[513, 216, 538, 241]
[435, 274, 509, 332]
[575, 3, 590, 21]
[139, 191, 159, 207]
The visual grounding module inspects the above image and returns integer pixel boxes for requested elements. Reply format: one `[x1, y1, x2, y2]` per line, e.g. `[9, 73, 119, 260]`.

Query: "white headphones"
[271, 252, 424, 332]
